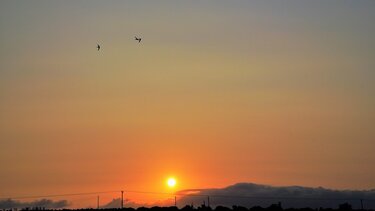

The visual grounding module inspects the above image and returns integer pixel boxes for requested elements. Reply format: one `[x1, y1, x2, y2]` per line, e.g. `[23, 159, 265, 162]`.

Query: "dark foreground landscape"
[6, 203, 375, 211]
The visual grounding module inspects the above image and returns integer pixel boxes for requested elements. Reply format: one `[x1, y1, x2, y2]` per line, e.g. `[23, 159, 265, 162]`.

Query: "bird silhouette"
[97, 44, 101, 51]
[135, 36, 142, 43]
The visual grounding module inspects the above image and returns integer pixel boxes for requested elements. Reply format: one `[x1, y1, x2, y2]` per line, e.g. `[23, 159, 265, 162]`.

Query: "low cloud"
[176, 183, 375, 209]
[101, 198, 176, 209]
[0, 198, 69, 209]
[101, 198, 150, 209]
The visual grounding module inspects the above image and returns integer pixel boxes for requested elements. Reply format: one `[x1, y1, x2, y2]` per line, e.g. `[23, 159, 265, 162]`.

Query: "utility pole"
[207, 196, 210, 208]
[174, 196, 177, 207]
[97, 196, 100, 209]
[121, 191, 124, 209]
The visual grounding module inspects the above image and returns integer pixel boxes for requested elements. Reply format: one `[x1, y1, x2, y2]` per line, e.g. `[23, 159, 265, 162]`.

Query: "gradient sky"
[1, 0, 375, 206]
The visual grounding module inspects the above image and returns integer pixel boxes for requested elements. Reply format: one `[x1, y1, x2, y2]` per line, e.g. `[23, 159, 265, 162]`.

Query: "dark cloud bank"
[101, 183, 375, 209]
[176, 183, 375, 209]
[0, 199, 68, 209]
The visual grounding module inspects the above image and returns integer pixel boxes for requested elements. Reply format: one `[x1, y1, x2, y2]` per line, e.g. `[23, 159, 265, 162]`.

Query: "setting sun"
[167, 178, 177, 188]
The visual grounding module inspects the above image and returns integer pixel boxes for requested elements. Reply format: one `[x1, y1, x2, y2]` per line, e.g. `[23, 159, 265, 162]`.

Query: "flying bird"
[135, 36, 142, 43]
[97, 44, 101, 51]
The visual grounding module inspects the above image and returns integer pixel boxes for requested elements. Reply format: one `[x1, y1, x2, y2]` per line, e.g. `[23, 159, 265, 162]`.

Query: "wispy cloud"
[0, 198, 69, 209]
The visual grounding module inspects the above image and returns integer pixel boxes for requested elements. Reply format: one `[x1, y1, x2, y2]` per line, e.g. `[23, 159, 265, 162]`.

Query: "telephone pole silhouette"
[97, 196, 99, 209]
[121, 191, 124, 209]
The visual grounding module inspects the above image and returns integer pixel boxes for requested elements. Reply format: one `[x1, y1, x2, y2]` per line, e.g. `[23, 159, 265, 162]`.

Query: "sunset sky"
[1, 0, 375, 207]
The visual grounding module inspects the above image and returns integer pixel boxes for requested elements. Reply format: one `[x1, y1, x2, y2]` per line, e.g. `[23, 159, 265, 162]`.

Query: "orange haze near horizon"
[1, 0, 375, 207]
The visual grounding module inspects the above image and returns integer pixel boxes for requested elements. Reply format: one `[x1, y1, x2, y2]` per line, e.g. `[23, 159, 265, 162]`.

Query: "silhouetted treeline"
[8, 202, 374, 211]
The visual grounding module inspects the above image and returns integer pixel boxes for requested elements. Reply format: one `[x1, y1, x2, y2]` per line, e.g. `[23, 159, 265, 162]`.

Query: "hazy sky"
[1, 0, 375, 205]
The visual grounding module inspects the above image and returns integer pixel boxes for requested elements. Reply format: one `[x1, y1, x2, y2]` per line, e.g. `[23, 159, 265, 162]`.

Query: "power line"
[1, 190, 375, 203]
[0, 191, 120, 200]
[124, 191, 375, 202]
